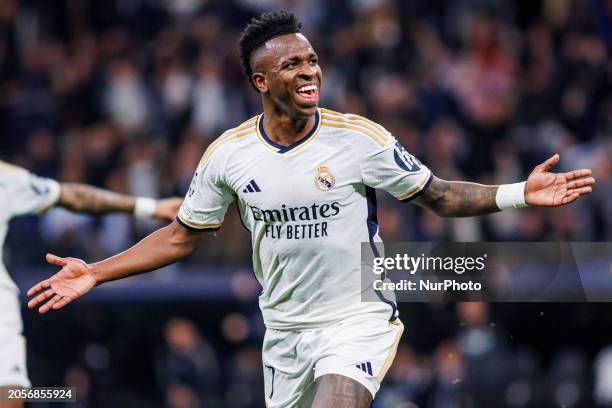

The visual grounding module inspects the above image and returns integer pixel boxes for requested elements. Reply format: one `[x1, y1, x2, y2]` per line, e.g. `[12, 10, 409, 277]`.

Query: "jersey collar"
[256, 109, 321, 154]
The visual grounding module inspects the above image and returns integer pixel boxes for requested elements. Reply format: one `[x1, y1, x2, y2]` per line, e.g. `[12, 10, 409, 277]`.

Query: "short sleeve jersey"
[0, 161, 61, 293]
[178, 108, 432, 330]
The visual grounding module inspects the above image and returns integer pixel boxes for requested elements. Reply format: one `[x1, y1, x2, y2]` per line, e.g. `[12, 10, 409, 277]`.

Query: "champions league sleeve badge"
[393, 141, 422, 172]
[315, 164, 335, 191]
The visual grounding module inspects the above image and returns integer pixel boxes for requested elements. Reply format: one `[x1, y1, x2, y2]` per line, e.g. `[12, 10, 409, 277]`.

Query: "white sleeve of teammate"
[176, 152, 234, 231]
[360, 137, 432, 202]
[0, 162, 61, 216]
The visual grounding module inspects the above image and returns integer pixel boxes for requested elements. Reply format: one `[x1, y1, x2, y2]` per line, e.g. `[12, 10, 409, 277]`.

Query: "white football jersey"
[0, 161, 61, 294]
[178, 108, 432, 330]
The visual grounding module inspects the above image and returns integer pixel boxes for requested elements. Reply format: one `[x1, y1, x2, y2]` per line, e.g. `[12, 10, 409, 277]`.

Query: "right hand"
[27, 254, 97, 314]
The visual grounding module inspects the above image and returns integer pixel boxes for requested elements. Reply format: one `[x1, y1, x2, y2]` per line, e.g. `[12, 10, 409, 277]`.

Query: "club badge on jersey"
[314, 164, 335, 191]
[393, 142, 422, 173]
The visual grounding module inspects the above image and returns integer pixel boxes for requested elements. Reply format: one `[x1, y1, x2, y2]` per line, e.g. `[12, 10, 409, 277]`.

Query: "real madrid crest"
[315, 164, 335, 191]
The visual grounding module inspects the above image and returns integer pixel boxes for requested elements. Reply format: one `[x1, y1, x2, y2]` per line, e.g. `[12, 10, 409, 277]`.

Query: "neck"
[261, 100, 316, 147]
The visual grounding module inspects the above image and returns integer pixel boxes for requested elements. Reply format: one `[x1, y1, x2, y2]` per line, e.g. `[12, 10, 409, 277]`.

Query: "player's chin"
[299, 105, 318, 117]
[292, 100, 319, 116]
[292, 94, 318, 114]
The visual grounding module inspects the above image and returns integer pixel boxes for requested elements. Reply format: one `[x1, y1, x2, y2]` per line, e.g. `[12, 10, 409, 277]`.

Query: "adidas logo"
[355, 361, 372, 375]
[12, 365, 20, 373]
[242, 179, 261, 193]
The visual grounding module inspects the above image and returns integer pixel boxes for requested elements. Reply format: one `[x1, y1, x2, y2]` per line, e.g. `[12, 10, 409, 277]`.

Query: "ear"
[252, 72, 268, 93]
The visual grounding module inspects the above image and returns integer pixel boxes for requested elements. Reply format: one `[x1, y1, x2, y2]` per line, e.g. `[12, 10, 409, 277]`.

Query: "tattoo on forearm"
[418, 178, 499, 217]
[58, 183, 135, 215]
[311, 374, 372, 408]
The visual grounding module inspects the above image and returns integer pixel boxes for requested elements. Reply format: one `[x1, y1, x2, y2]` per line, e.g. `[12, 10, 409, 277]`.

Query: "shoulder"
[0, 160, 29, 183]
[197, 115, 259, 170]
[0, 161, 42, 194]
[0, 161, 60, 215]
[319, 108, 393, 149]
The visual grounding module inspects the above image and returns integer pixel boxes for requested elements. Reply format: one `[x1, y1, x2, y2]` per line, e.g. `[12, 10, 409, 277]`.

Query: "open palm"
[27, 254, 97, 314]
[525, 154, 595, 206]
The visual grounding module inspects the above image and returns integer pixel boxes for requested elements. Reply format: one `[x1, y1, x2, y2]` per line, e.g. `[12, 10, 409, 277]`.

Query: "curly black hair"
[238, 10, 302, 90]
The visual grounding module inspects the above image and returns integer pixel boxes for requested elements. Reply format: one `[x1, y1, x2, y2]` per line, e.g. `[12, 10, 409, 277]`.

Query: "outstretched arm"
[27, 220, 201, 313]
[58, 183, 183, 222]
[415, 179, 499, 217]
[415, 154, 595, 217]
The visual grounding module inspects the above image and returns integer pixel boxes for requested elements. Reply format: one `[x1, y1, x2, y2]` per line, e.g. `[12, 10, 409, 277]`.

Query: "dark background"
[1, 0, 611, 406]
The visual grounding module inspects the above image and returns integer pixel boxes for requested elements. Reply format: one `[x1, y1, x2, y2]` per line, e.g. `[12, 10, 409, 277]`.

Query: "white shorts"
[262, 317, 404, 408]
[0, 291, 30, 387]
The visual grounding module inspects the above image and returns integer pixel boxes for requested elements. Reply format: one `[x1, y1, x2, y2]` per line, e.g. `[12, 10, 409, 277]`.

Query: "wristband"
[134, 197, 157, 219]
[496, 182, 529, 210]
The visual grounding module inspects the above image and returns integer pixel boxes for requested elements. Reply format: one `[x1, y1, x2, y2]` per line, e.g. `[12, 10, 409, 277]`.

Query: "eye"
[310, 57, 318, 65]
[283, 61, 299, 70]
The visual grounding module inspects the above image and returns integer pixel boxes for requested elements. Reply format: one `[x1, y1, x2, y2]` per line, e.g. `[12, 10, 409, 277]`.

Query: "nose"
[299, 62, 316, 79]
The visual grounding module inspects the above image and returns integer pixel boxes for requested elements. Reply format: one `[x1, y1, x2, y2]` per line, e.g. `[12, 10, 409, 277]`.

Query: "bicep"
[166, 219, 204, 252]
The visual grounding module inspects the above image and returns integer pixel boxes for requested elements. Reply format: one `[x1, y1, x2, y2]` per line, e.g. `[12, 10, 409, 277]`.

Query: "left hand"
[154, 197, 183, 222]
[525, 154, 595, 206]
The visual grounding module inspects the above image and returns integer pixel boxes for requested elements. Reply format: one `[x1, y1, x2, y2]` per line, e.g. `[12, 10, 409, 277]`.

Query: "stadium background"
[1, 0, 611, 406]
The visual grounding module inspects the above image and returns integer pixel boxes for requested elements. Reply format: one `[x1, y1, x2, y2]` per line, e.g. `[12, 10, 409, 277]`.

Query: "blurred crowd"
[2, 0, 611, 258]
[1, 0, 611, 406]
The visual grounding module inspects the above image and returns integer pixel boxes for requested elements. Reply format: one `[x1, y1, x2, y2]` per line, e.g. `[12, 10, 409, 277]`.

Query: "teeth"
[297, 85, 317, 93]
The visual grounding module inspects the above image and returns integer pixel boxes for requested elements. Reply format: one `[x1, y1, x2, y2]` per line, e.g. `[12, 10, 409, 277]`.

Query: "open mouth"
[295, 84, 319, 105]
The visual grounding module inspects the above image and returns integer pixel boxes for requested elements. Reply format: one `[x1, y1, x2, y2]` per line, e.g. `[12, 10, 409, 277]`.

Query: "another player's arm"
[415, 154, 595, 217]
[27, 220, 200, 313]
[58, 183, 134, 213]
[57, 183, 182, 222]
